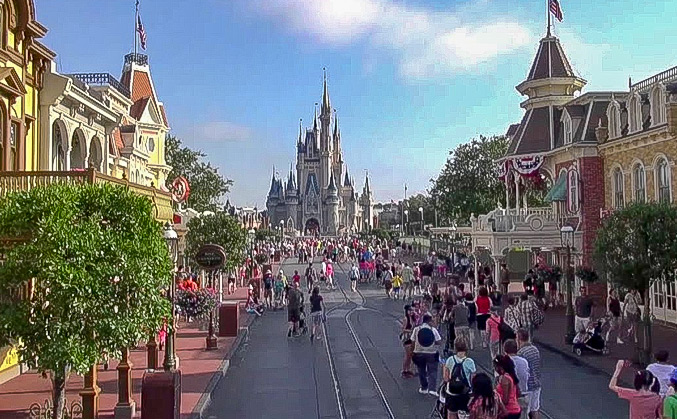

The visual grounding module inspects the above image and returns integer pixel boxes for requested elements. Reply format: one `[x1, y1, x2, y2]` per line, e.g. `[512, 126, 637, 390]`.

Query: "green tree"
[430, 135, 509, 226]
[402, 193, 436, 233]
[165, 134, 233, 212]
[186, 212, 247, 273]
[0, 184, 172, 419]
[594, 202, 677, 365]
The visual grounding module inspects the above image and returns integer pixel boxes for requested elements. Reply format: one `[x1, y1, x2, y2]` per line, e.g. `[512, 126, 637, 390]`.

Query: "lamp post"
[561, 225, 576, 344]
[404, 210, 409, 236]
[162, 223, 179, 371]
[418, 207, 424, 235]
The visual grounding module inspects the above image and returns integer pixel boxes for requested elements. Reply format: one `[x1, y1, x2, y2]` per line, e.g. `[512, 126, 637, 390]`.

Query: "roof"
[112, 127, 124, 152]
[526, 36, 576, 82]
[159, 104, 169, 126]
[506, 123, 520, 137]
[506, 107, 558, 156]
[130, 71, 153, 102]
[130, 97, 150, 120]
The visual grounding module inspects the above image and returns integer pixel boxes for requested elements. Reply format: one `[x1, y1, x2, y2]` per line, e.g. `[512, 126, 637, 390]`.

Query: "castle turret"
[326, 171, 339, 234]
[359, 172, 374, 231]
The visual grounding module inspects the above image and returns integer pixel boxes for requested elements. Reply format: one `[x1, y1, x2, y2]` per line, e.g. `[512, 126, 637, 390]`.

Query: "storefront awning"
[545, 174, 567, 202]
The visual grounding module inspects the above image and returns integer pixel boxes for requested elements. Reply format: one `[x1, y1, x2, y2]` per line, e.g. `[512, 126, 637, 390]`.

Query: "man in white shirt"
[647, 350, 676, 397]
[411, 314, 442, 396]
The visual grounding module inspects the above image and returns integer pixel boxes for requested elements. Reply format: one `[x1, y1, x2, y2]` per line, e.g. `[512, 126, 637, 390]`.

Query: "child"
[298, 306, 309, 335]
[392, 274, 403, 299]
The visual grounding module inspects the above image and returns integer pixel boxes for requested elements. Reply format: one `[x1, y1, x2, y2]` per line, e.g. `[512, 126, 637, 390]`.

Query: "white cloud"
[248, 0, 533, 79]
[191, 121, 255, 142]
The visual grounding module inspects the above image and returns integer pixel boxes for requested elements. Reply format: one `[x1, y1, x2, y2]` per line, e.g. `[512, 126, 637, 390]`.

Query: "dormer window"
[650, 83, 667, 126]
[607, 100, 622, 139]
[563, 110, 573, 145]
[628, 93, 642, 134]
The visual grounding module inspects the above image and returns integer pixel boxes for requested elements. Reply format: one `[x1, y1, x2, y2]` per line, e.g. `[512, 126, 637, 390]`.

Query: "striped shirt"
[517, 343, 542, 391]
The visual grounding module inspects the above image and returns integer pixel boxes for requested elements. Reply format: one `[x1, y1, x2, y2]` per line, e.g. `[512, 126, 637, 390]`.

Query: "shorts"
[288, 308, 300, 323]
[524, 387, 542, 412]
[393, 286, 401, 293]
[445, 393, 470, 413]
[310, 311, 323, 326]
[476, 314, 490, 331]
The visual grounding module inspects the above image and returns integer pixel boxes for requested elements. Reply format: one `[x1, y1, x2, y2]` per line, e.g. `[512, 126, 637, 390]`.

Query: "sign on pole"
[194, 244, 226, 271]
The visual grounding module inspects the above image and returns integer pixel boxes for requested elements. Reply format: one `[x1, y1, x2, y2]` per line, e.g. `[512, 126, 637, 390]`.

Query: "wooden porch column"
[515, 175, 521, 212]
[114, 347, 136, 419]
[80, 364, 100, 419]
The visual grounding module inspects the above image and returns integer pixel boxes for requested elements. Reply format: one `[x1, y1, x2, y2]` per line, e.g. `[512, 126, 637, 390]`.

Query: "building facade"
[598, 68, 677, 324]
[266, 74, 373, 235]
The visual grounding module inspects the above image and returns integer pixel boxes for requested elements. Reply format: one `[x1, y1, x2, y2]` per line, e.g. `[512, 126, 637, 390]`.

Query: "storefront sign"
[194, 244, 226, 270]
[0, 346, 19, 373]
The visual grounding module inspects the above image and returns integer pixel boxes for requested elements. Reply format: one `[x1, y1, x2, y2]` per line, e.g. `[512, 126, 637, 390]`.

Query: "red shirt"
[476, 296, 491, 315]
[292, 274, 301, 285]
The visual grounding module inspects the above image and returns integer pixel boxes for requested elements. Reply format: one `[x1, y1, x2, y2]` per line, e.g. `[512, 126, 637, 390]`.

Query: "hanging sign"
[194, 244, 226, 271]
[171, 176, 191, 204]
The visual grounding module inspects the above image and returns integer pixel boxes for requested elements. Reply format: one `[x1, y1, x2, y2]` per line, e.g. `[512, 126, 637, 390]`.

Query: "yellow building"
[598, 66, 677, 324]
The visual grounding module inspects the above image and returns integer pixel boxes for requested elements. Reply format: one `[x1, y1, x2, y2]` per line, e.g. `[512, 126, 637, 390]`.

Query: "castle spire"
[322, 67, 331, 115]
[363, 170, 371, 195]
[298, 119, 303, 143]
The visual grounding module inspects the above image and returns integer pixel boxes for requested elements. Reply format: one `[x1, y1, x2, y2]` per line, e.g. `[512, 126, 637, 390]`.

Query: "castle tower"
[285, 164, 299, 231]
[326, 171, 340, 235]
[359, 172, 374, 231]
[320, 70, 332, 196]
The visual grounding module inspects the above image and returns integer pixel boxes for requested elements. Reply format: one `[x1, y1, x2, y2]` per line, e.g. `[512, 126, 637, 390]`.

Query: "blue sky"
[36, 0, 677, 207]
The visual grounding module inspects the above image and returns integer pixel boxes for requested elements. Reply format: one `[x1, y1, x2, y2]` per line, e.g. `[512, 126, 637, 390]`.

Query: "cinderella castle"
[266, 72, 374, 236]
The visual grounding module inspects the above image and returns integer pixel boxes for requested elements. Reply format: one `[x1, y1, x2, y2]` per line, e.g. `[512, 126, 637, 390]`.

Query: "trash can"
[218, 302, 239, 337]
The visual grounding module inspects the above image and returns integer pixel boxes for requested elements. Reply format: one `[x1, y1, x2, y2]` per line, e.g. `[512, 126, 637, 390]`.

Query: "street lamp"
[560, 225, 576, 344]
[163, 223, 179, 371]
[418, 207, 424, 235]
[404, 210, 409, 236]
[247, 228, 256, 279]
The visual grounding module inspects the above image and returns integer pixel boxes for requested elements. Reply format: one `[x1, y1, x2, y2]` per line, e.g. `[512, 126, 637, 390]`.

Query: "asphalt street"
[206, 259, 629, 419]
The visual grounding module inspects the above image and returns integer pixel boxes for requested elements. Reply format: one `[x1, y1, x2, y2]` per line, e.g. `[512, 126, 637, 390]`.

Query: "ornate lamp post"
[418, 206, 424, 235]
[163, 223, 179, 371]
[560, 225, 576, 344]
[404, 210, 409, 236]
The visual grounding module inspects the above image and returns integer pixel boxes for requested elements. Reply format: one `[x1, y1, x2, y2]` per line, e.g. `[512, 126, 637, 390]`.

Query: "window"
[563, 111, 573, 145]
[52, 122, 66, 171]
[607, 101, 621, 139]
[628, 93, 642, 134]
[650, 84, 667, 126]
[148, 137, 155, 152]
[135, 169, 141, 184]
[656, 157, 671, 203]
[568, 170, 579, 212]
[633, 163, 646, 203]
[70, 132, 85, 170]
[613, 168, 624, 209]
[9, 121, 17, 170]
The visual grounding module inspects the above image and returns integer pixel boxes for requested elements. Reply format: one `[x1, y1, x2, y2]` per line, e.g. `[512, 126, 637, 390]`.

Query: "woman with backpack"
[443, 339, 476, 418]
[467, 373, 507, 419]
[494, 355, 522, 419]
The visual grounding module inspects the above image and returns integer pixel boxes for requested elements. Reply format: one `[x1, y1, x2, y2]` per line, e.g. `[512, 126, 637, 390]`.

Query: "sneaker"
[428, 390, 439, 397]
[310, 334, 314, 342]
[418, 388, 428, 394]
[617, 338, 624, 344]
[287, 330, 292, 338]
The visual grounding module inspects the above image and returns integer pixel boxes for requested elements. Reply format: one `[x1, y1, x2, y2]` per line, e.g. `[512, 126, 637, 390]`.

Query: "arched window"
[633, 163, 646, 203]
[70, 131, 85, 170]
[9, 121, 17, 170]
[568, 170, 579, 212]
[607, 101, 621, 139]
[563, 111, 573, 145]
[88, 138, 102, 172]
[650, 84, 667, 126]
[51, 122, 66, 171]
[628, 93, 642, 134]
[656, 157, 671, 203]
[613, 168, 624, 209]
[135, 169, 141, 185]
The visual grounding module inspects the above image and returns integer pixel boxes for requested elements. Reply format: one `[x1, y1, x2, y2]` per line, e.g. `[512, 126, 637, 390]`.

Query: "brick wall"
[579, 156, 604, 267]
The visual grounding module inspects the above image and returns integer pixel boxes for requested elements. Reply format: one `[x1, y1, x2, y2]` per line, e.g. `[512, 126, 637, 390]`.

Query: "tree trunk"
[51, 366, 69, 419]
[640, 288, 653, 367]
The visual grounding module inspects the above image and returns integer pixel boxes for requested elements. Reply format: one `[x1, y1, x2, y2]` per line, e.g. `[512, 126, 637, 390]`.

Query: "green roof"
[545, 174, 567, 202]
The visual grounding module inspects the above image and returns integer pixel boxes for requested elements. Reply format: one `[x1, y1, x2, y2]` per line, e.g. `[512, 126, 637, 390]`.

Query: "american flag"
[549, 0, 563, 22]
[137, 15, 147, 50]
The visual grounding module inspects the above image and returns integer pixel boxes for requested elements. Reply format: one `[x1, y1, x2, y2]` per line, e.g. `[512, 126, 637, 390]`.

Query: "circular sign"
[194, 244, 226, 270]
[171, 176, 191, 204]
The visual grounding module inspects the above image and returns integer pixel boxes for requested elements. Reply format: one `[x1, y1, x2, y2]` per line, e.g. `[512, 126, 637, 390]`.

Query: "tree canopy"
[165, 134, 232, 212]
[0, 183, 172, 417]
[429, 135, 509, 226]
[402, 193, 436, 231]
[185, 212, 247, 272]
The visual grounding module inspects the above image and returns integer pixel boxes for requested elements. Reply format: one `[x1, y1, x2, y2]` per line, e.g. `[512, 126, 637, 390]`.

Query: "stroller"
[297, 306, 309, 336]
[572, 318, 610, 356]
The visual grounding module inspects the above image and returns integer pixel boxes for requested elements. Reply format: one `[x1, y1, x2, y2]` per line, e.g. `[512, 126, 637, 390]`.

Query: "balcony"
[0, 169, 173, 222]
[68, 73, 131, 98]
[125, 53, 148, 66]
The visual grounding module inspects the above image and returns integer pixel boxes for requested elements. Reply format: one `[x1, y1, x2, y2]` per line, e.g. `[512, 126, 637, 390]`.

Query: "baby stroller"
[573, 318, 609, 356]
[429, 381, 447, 418]
[298, 306, 309, 336]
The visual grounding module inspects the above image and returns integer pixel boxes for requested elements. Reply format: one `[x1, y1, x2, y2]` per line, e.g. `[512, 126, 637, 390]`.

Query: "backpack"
[446, 357, 470, 395]
[491, 315, 516, 341]
[531, 303, 545, 327]
[416, 326, 436, 348]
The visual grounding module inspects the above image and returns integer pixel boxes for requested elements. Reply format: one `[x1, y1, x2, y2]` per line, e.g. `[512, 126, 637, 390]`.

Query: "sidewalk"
[534, 306, 677, 383]
[0, 260, 285, 419]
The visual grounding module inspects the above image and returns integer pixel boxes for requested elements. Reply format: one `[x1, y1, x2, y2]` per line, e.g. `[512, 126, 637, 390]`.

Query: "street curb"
[190, 314, 258, 419]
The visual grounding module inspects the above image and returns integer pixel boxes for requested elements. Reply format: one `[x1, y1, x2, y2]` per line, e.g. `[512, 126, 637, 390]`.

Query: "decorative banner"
[513, 155, 544, 176]
[171, 176, 191, 203]
[497, 160, 512, 180]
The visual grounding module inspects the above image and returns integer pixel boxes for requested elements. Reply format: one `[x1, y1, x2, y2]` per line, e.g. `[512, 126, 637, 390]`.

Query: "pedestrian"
[274, 271, 287, 309]
[464, 293, 477, 350]
[263, 269, 274, 308]
[400, 304, 415, 378]
[516, 328, 541, 419]
[663, 370, 677, 418]
[624, 289, 641, 344]
[504, 339, 530, 419]
[443, 338, 476, 418]
[392, 273, 403, 300]
[647, 350, 676, 398]
[309, 286, 324, 342]
[608, 359, 662, 419]
[431, 283, 443, 322]
[287, 282, 303, 337]
[292, 270, 301, 288]
[349, 262, 360, 292]
[518, 293, 539, 340]
[504, 297, 522, 335]
[305, 262, 317, 294]
[487, 306, 503, 360]
[476, 287, 492, 349]
[452, 298, 471, 351]
[227, 274, 236, 295]
[383, 264, 394, 298]
[411, 313, 442, 396]
[500, 264, 511, 295]
[325, 260, 334, 290]
[606, 288, 624, 344]
[467, 373, 507, 419]
[574, 286, 594, 333]
[523, 269, 534, 294]
[494, 355, 522, 419]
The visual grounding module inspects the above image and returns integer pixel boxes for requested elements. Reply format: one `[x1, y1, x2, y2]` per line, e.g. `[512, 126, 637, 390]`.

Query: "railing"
[631, 65, 677, 92]
[0, 169, 174, 222]
[474, 207, 556, 233]
[125, 52, 148, 66]
[68, 73, 131, 98]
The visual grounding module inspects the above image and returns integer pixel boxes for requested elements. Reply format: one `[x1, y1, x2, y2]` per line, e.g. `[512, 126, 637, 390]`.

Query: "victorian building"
[266, 73, 374, 235]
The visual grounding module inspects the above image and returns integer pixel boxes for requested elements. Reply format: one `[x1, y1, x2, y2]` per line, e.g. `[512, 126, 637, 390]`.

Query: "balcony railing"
[124, 53, 148, 66]
[474, 207, 557, 233]
[68, 73, 131, 98]
[0, 169, 173, 222]
[631, 65, 677, 92]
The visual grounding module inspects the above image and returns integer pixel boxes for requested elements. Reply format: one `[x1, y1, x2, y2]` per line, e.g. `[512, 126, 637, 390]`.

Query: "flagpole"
[547, 0, 551, 37]
[134, 0, 139, 56]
